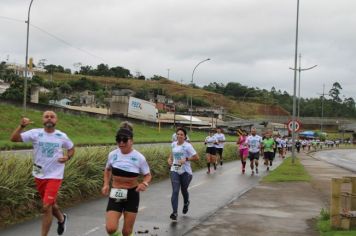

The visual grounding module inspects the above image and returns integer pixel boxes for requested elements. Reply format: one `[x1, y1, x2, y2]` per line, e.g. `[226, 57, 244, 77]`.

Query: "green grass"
[262, 157, 311, 182]
[0, 143, 239, 227]
[317, 208, 356, 236]
[0, 103, 237, 149]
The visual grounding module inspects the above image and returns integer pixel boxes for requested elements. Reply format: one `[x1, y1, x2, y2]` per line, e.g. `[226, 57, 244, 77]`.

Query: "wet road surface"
[313, 149, 356, 172]
[0, 158, 282, 236]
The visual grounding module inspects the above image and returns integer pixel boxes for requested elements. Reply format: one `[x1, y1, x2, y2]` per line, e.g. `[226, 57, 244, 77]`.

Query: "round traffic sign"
[287, 120, 301, 132]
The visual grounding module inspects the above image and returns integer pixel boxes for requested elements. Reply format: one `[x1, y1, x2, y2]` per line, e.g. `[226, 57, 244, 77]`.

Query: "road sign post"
[287, 120, 301, 133]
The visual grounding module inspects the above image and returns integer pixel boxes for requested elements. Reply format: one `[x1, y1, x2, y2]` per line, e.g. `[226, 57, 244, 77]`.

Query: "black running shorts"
[206, 147, 217, 155]
[106, 187, 140, 213]
[263, 152, 274, 161]
[216, 148, 223, 156]
[248, 152, 260, 160]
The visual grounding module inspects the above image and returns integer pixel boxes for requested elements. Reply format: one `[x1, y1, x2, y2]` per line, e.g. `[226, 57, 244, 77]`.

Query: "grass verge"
[317, 208, 356, 236]
[262, 157, 311, 182]
[0, 103, 237, 150]
[0, 143, 238, 228]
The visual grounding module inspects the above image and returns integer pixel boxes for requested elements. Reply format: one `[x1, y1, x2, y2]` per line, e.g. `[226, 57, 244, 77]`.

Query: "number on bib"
[109, 188, 128, 200]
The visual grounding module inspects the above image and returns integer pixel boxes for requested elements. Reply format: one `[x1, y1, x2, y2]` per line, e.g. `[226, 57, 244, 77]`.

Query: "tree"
[79, 65, 92, 75]
[110, 66, 132, 78]
[344, 97, 355, 109]
[59, 83, 72, 94]
[329, 82, 342, 103]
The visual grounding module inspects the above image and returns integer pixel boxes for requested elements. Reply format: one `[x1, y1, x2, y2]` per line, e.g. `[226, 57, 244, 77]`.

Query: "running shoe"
[256, 168, 259, 174]
[242, 168, 245, 174]
[57, 213, 67, 235]
[220, 161, 223, 166]
[170, 213, 178, 221]
[183, 201, 190, 214]
[214, 164, 217, 170]
[251, 170, 254, 176]
[267, 167, 270, 171]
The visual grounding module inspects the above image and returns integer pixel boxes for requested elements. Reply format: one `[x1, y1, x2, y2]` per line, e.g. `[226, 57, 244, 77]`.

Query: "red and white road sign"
[287, 120, 301, 132]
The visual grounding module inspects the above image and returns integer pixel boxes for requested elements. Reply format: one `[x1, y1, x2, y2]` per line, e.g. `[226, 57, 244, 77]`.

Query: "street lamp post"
[189, 58, 210, 131]
[23, 0, 35, 113]
[289, 54, 317, 120]
[291, 0, 300, 164]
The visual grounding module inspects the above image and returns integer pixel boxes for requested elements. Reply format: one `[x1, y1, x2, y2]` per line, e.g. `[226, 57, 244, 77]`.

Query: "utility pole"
[290, 0, 300, 164]
[23, 0, 35, 113]
[167, 68, 170, 80]
[289, 54, 317, 121]
[318, 84, 326, 133]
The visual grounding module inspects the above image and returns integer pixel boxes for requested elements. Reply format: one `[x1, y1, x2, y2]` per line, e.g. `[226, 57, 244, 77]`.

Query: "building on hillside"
[0, 80, 10, 94]
[223, 118, 254, 135]
[30, 86, 51, 103]
[156, 95, 166, 103]
[49, 98, 72, 107]
[6, 63, 46, 78]
[79, 90, 95, 106]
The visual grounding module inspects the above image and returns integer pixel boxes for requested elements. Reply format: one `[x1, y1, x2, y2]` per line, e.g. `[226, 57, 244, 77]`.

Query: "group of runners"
[10, 111, 344, 236]
[204, 127, 225, 174]
[235, 128, 275, 175]
[9, 111, 202, 236]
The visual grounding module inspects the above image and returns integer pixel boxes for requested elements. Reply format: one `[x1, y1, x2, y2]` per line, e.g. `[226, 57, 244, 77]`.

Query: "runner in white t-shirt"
[10, 111, 75, 236]
[102, 123, 151, 236]
[246, 128, 262, 175]
[167, 127, 199, 221]
[205, 130, 218, 174]
[214, 127, 226, 166]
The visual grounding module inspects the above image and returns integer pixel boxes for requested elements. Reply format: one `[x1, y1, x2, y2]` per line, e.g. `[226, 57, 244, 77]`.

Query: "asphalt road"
[313, 149, 356, 172]
[0, 158, 282, 236]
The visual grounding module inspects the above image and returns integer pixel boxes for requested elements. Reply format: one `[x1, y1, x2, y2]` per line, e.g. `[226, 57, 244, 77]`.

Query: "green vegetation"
[262, 157, 311, 182]
[317, 208, 356, 236]
[0, 143, 238, 227]
[0, 103, 237, 149]
[35, 71, 288, 118]
[204, 81, 356, 118]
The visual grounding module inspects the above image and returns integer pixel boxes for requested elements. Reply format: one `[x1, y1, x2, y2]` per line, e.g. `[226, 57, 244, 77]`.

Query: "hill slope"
[37, 72, 289, 118]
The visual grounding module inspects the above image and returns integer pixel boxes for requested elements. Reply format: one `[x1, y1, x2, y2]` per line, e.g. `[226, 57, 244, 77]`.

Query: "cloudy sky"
[1, 0, 355, 99]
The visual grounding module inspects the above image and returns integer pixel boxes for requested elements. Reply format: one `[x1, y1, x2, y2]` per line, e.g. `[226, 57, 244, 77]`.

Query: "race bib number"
[110, 188, 128, 200]
[32, 164, 44, 177]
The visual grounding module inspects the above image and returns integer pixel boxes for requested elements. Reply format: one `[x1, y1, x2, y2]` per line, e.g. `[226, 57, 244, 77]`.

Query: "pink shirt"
[238, 136, 248, 150]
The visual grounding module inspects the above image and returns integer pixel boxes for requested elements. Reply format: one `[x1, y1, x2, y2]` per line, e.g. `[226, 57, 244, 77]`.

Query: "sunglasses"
[117, 136, 130, 143]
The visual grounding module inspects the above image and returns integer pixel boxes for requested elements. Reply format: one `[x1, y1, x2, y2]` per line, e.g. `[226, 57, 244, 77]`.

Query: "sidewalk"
[186, 151, 355, 236]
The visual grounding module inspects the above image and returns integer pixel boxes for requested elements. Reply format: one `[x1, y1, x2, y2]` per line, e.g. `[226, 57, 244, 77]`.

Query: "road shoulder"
[187, 151, 353, 236]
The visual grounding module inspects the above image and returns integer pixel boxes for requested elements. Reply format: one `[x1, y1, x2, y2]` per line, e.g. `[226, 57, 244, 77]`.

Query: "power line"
[0, 15, 24, 23]
[0, 15, 106, 62]
[30, 24, 106, 62]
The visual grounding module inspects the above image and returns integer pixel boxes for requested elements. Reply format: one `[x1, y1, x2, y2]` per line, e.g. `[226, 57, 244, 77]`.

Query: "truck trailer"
[110, 96, 158, 123]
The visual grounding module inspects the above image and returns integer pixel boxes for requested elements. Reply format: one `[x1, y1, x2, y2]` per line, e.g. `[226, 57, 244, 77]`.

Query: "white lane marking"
[188, 181, 206, 190]
[79, 226, 100, 236]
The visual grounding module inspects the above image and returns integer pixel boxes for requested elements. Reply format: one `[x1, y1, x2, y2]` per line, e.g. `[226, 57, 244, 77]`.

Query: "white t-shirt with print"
[106, 149, 150, 175]
[246, 135, 262, 153]
[21, 128, 74, 179]
[213, 133, 225, 149]
[205, 135, 217, 148]
[170, 141, 197, 175]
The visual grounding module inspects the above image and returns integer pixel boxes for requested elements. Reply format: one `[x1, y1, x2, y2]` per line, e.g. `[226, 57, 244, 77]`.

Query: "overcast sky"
[1, 0, 355, 99]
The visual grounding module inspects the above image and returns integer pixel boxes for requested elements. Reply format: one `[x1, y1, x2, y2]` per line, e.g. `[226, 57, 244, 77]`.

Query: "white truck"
[110, 96, 158, 123]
